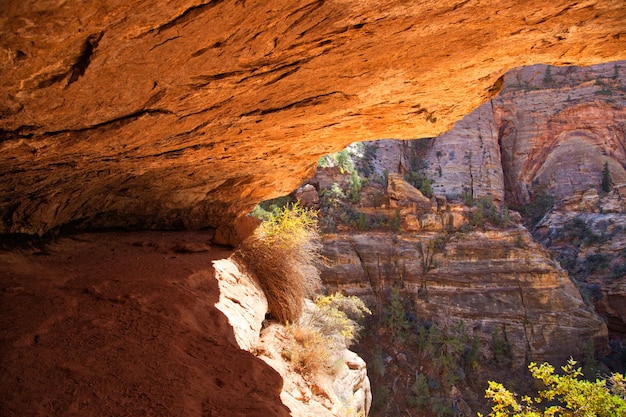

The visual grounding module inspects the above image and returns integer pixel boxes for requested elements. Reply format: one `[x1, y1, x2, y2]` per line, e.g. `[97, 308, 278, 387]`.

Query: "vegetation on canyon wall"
[235, 203, 323, 322]
[481, 360, 626, 417]
[239, 202, 373, 416]
[254, 62, 626, 417]
[282, 293, 371, 377]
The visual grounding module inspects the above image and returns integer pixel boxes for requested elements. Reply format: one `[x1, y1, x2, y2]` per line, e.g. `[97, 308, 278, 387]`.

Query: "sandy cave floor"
[0, 231, 290, 417]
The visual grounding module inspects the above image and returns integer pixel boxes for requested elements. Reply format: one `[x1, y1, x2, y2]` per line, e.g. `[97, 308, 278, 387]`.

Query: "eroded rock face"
[494, 65, 626, 206]
[321, 229, 608, 366]
[534, 194, 626, 338]
[1, 1, 625, 239]
[253, 301, 372, 417]
[377, 63, 626, 207]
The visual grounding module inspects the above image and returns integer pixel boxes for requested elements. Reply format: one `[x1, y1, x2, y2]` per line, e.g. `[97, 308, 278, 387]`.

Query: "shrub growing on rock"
[284, 294, 370, 377]
[481, 359, 626, 417]
[310, 293, 371, 347]
[235, 203, 322, 323]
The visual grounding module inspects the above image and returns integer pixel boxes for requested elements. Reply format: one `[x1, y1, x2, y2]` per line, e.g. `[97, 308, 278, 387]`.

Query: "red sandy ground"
[0, 231, 290, 417]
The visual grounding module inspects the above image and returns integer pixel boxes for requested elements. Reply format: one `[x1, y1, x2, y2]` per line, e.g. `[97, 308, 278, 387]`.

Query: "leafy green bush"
[349, 170, 362, 202]
[481, 359, 626, 417]
[335, 149, 354, 174]
[543, 66, 554, 84]
[384, 287, 412, 343]
[472, 202, 485, 228]
[409, 373, 430, 408]
[585, 253, 609, 273]
[235, 203, 322, 323]
[613, 263, 626, 279]
[471, 197, 510, 229]
[251, 195, 293, 221]
[321, 183, 346, 210]
[558, 215, 606, 246]
[391, 209, 402, 232]
[461, 190, 474, 206]
[602, 161, 613, 193]
[355, 212, 368, 230]
[491, 325, 512, 367]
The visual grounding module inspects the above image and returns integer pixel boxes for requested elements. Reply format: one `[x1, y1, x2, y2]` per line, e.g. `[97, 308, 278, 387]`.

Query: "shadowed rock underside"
[1, 0, 625, 242]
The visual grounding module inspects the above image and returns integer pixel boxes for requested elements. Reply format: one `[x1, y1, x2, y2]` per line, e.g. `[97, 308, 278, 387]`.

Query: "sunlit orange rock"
[1, 1, 625, 241]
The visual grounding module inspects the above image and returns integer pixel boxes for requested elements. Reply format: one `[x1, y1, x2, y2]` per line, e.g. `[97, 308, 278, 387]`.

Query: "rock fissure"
[149, 35, 182, 51]
[66, 32, 104, 87]
[154, 0, 225, 34]
[517, 282, 534, 357]
[42, 109, 174, 137]
[286, 0, 328, 33]
[240, 91, 348, 117]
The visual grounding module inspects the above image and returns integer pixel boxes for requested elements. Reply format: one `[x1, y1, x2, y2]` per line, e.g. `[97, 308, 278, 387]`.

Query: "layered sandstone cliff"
[534, 190, 626, 338]
[411, 62, 626, 345]
[1, 1, 625, 240]
[312, 62, 626, 348]
[412, 63, 626, 206]
[495, 64, 626, 206]
[321, 228, 606, 367]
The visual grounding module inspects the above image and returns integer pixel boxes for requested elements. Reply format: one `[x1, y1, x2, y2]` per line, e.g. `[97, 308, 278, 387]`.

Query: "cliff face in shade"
[423, 103, 506, 202]
[1, 1, 626, 240]
[533, 190, 626, 339]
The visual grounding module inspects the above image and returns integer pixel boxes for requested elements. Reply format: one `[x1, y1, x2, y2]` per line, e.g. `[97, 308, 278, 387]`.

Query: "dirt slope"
[0, 232, 290, 417]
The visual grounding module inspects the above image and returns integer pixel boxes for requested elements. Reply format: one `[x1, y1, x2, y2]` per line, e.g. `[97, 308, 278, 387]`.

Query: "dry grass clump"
[235, 203, 322, 323]
[307, 293, 372, 347]
[283, 296, 371, 378]
[282, 325, 329, 376]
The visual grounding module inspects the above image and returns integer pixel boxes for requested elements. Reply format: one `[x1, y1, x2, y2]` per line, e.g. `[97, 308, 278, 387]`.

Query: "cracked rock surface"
[1, 0, 625, 238]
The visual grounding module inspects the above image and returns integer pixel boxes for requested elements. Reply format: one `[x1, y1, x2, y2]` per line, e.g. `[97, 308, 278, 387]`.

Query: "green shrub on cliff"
[601, 161, 613, 193]
[518, 184, 554, 226]
[481, 359, 626, 417]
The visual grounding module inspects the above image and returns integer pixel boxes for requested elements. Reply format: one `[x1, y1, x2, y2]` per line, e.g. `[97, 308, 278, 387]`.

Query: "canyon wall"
[282, 61, 626, 415]
[306, 61, 625, 368]
[417, 62, 626, 343]
[413, 63, 626, 206]
[321, 228, 607, 367]
[1, 1, 626, 241]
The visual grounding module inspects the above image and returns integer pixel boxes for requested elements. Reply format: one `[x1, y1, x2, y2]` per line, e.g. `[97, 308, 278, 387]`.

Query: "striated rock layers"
[1, 1, 626, 240]
[321, 228, 607, 367]
[309, 61, 626, 366]
[399, 61, 626, 344]
[400, 62, 626, 206]
[534, 190, 626, 339]
[494, 64, 626, 206]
